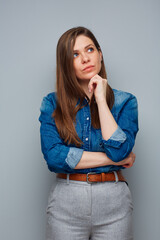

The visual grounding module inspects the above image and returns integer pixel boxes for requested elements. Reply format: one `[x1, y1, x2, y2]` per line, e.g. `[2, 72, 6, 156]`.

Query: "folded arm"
[98, 94, 139, 162]
[39, 95, 123, 173]
[39, 93, 138, 173]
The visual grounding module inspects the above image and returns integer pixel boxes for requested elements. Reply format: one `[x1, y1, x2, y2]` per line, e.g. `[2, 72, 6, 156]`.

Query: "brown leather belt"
[57, 170, 126, 184]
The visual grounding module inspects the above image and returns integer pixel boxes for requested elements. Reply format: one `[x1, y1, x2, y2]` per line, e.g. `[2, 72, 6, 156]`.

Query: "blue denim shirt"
[39, 89, 139, 174]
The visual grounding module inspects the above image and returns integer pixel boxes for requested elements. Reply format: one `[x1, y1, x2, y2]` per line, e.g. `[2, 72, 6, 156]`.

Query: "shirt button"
[85, 138, 88, 141]
[86, 117, 89, 120]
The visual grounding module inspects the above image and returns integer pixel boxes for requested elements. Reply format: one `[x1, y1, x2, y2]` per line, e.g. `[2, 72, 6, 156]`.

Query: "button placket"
[82, 106, 91, 150]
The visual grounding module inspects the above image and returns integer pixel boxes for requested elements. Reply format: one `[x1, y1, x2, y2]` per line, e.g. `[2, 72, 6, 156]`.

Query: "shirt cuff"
[102, 126, 127, 149]
[65, 147, 84, 169]
[109, 126, 126, 143]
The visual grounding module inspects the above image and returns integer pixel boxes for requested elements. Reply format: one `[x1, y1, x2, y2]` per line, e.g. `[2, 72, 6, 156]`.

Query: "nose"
[81, 52, 90, 63]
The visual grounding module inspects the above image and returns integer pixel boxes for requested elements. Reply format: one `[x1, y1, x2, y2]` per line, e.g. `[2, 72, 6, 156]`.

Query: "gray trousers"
[46, 175, 133, 240]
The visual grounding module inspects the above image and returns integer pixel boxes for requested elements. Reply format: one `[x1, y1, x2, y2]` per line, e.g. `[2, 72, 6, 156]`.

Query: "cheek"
[73, 61, 79, 74]
[95, 53, 102, 69]
[97, 59, 102, 72]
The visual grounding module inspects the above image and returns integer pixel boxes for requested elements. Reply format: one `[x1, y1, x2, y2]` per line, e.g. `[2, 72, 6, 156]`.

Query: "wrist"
[96, 97, 106, 105]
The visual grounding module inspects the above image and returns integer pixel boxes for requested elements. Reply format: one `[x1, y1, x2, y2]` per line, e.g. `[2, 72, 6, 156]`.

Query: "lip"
[83, 65, 94, 72]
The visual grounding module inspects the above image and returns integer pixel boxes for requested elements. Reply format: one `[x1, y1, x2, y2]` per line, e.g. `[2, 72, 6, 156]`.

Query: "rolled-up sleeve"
[65, 147, 84, 169]
[39, 94, 84, 173]
[102, 94, 139, 162]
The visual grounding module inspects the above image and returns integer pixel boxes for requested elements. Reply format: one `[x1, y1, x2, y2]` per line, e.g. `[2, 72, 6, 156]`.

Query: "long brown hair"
[53, 26, 114, 146]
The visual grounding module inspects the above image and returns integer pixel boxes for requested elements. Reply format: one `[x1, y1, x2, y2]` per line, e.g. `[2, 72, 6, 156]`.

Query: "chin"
[77, 70, 100, 81]
[88, 72, 98, 79]
[84, 71, 98, 80]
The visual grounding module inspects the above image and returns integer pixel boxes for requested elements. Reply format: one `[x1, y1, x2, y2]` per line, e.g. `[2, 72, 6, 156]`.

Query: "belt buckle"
[87, 172, 97, 184]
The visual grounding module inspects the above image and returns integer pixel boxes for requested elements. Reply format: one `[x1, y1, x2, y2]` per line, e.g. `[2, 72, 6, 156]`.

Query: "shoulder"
[112, 88, 138, 112]
[40, 92, 57, 113]
[113, 88, 137, 104]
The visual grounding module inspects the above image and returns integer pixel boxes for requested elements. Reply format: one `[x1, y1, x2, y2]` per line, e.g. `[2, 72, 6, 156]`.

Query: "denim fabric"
[39, 89, 139, 174]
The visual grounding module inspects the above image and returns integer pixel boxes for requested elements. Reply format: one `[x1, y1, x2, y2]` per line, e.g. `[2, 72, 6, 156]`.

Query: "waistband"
[57, 170, 126, 184]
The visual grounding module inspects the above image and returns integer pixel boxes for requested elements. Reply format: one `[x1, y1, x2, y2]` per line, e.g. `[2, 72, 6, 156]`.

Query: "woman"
[39, 26, 139, 240]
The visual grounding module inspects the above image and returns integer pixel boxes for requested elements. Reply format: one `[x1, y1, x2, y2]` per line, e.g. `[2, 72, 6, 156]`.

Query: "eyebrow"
[73, 44, 94, 52]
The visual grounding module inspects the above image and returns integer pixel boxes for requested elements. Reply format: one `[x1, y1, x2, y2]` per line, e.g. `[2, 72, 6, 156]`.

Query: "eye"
[88, 47, 94, 53]
[73, 52, 79, 58]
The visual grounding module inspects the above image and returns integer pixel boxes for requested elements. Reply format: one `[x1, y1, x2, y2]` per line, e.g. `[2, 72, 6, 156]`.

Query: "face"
[73, 35, 102, 81]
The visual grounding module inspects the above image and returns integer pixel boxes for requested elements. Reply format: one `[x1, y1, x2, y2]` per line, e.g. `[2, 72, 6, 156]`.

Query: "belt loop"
[101, 172, 105, 182]
[113, 171, 119, 183]
[67, 174, 70, 184]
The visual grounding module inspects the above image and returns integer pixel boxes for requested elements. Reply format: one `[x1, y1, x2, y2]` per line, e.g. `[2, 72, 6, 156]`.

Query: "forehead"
[73, 35, 94, 50]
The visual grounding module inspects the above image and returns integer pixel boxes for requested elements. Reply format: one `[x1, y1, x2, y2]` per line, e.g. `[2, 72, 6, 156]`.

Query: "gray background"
[1, 0, 160, 239]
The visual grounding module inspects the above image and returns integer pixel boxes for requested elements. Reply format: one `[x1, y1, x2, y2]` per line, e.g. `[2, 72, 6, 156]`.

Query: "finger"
[90, 74, 103, 86]
[90, 74, 101, 80]
[88, 78, 99, 92]
[122, 163, 132, 168]
[130, 152, 134, 157]
[132, 152, 136, 159]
